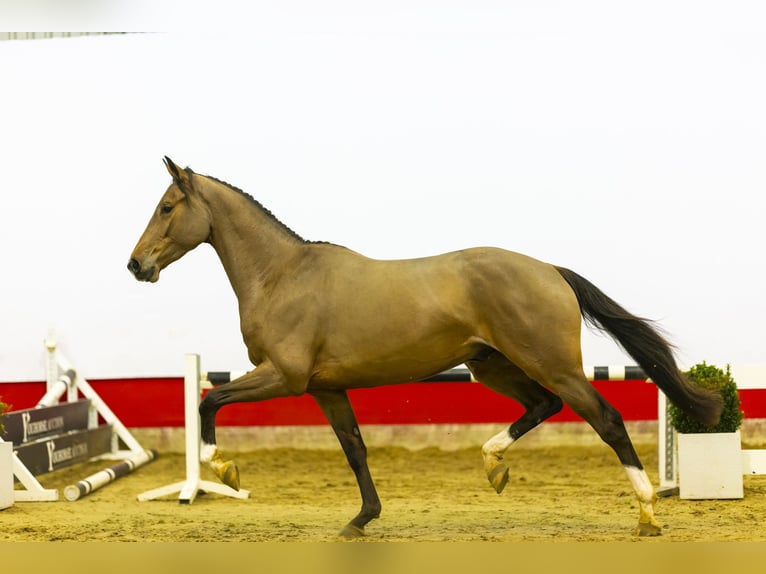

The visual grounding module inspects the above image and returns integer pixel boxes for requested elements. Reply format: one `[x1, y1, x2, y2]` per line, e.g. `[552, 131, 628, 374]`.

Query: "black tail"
[556, 266, 723, 427]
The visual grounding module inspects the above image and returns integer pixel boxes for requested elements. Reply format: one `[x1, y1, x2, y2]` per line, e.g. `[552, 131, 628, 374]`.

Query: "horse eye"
[160, 204, 173, 214]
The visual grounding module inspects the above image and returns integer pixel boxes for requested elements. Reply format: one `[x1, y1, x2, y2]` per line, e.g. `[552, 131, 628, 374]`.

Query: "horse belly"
[311, 315, 481, 389]
[310, 354, 474, 390]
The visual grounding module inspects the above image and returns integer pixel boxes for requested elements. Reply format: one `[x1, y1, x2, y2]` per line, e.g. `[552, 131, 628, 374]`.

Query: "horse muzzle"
[127, 258, 158, 282]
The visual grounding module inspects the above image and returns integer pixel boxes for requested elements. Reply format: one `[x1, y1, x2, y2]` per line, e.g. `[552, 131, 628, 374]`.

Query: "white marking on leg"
[624, 465, 660, 530]
[624, 465, 654, 503]
[482, 429, 514, 461]
[200, 441, 217, 463]
[482, 429, 514, 492]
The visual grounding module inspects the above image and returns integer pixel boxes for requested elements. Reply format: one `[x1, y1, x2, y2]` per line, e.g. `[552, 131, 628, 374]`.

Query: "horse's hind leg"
[466, 351, 563, 494]
[311, 389, 381, 538]
[544, 371, 662, 536]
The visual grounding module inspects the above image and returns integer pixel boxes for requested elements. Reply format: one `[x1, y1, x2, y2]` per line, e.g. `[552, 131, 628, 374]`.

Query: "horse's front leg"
[199, 362, 300, 490]
[311, 389, 382, 538]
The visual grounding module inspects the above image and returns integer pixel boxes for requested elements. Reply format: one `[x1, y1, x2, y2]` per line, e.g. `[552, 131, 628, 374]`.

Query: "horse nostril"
[127, 258, 141, 275]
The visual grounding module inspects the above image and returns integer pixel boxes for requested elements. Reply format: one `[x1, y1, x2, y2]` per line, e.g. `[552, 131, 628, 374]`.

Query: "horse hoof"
[487, 462, 510, 494]
[636, 521, 662, 537]
[339, 524, 365, 539]
[215, 461, 240, 491]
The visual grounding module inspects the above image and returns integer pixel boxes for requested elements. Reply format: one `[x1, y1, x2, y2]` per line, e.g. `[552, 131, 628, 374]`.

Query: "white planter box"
[677, 431, 743, 499]
[0, 442, 13, 510]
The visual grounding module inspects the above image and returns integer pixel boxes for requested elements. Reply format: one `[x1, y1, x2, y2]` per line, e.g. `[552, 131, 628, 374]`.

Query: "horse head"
[127, 157, 212, 282]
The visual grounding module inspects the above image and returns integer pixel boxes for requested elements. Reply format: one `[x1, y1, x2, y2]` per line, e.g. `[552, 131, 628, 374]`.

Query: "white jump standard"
[137, 354, 249, 504]
[0, 333, 155, 502]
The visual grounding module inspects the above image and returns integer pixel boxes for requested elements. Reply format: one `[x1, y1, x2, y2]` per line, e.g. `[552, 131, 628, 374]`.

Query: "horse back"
[303, 244, 576, 327]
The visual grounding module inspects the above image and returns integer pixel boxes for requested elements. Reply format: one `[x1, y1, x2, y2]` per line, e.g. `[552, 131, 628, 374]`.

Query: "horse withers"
[128, 157, 722, 537]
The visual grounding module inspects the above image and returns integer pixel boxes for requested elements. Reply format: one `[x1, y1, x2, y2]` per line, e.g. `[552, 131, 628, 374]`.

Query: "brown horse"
[128, 157, 722, 538]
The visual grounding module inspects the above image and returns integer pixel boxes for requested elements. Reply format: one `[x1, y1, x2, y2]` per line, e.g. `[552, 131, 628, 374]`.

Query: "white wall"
[1, 2, 764, 381]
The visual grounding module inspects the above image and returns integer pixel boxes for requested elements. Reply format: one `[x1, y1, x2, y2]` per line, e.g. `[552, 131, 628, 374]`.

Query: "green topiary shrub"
[670, 362, 743, 434]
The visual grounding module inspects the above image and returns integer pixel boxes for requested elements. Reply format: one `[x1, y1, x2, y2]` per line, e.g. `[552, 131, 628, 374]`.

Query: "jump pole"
[64, 448, 158, 501]
[137, 353, 249, 504]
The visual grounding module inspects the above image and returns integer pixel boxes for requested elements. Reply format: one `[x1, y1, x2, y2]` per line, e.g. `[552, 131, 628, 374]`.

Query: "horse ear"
[163, 156, 181, 179]
[163, 156, 193, 194]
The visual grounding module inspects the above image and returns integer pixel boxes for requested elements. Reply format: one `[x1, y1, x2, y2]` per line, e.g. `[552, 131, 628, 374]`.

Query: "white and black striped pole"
[35, 369, 77, 408]
[63, 449, 158, 501]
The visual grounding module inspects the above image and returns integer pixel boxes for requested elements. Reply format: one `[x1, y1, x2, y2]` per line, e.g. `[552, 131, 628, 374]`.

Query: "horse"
[128, 157, 722, 538]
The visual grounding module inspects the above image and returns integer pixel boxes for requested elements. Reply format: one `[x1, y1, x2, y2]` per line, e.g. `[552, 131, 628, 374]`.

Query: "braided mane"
[200, 172, 308, 243]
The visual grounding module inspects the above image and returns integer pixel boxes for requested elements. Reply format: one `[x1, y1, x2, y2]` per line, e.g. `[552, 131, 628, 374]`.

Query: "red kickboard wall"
[2, 378, 766, 427]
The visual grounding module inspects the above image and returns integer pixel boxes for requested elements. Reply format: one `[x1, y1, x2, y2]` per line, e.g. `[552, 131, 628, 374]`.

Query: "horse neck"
[199, 178, 304, 299]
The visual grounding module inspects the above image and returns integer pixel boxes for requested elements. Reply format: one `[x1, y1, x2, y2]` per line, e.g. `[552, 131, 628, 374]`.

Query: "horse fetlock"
[623, 465, 661, 536]
[200, 442, 218, 463]
[636, 498, 661, 531]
